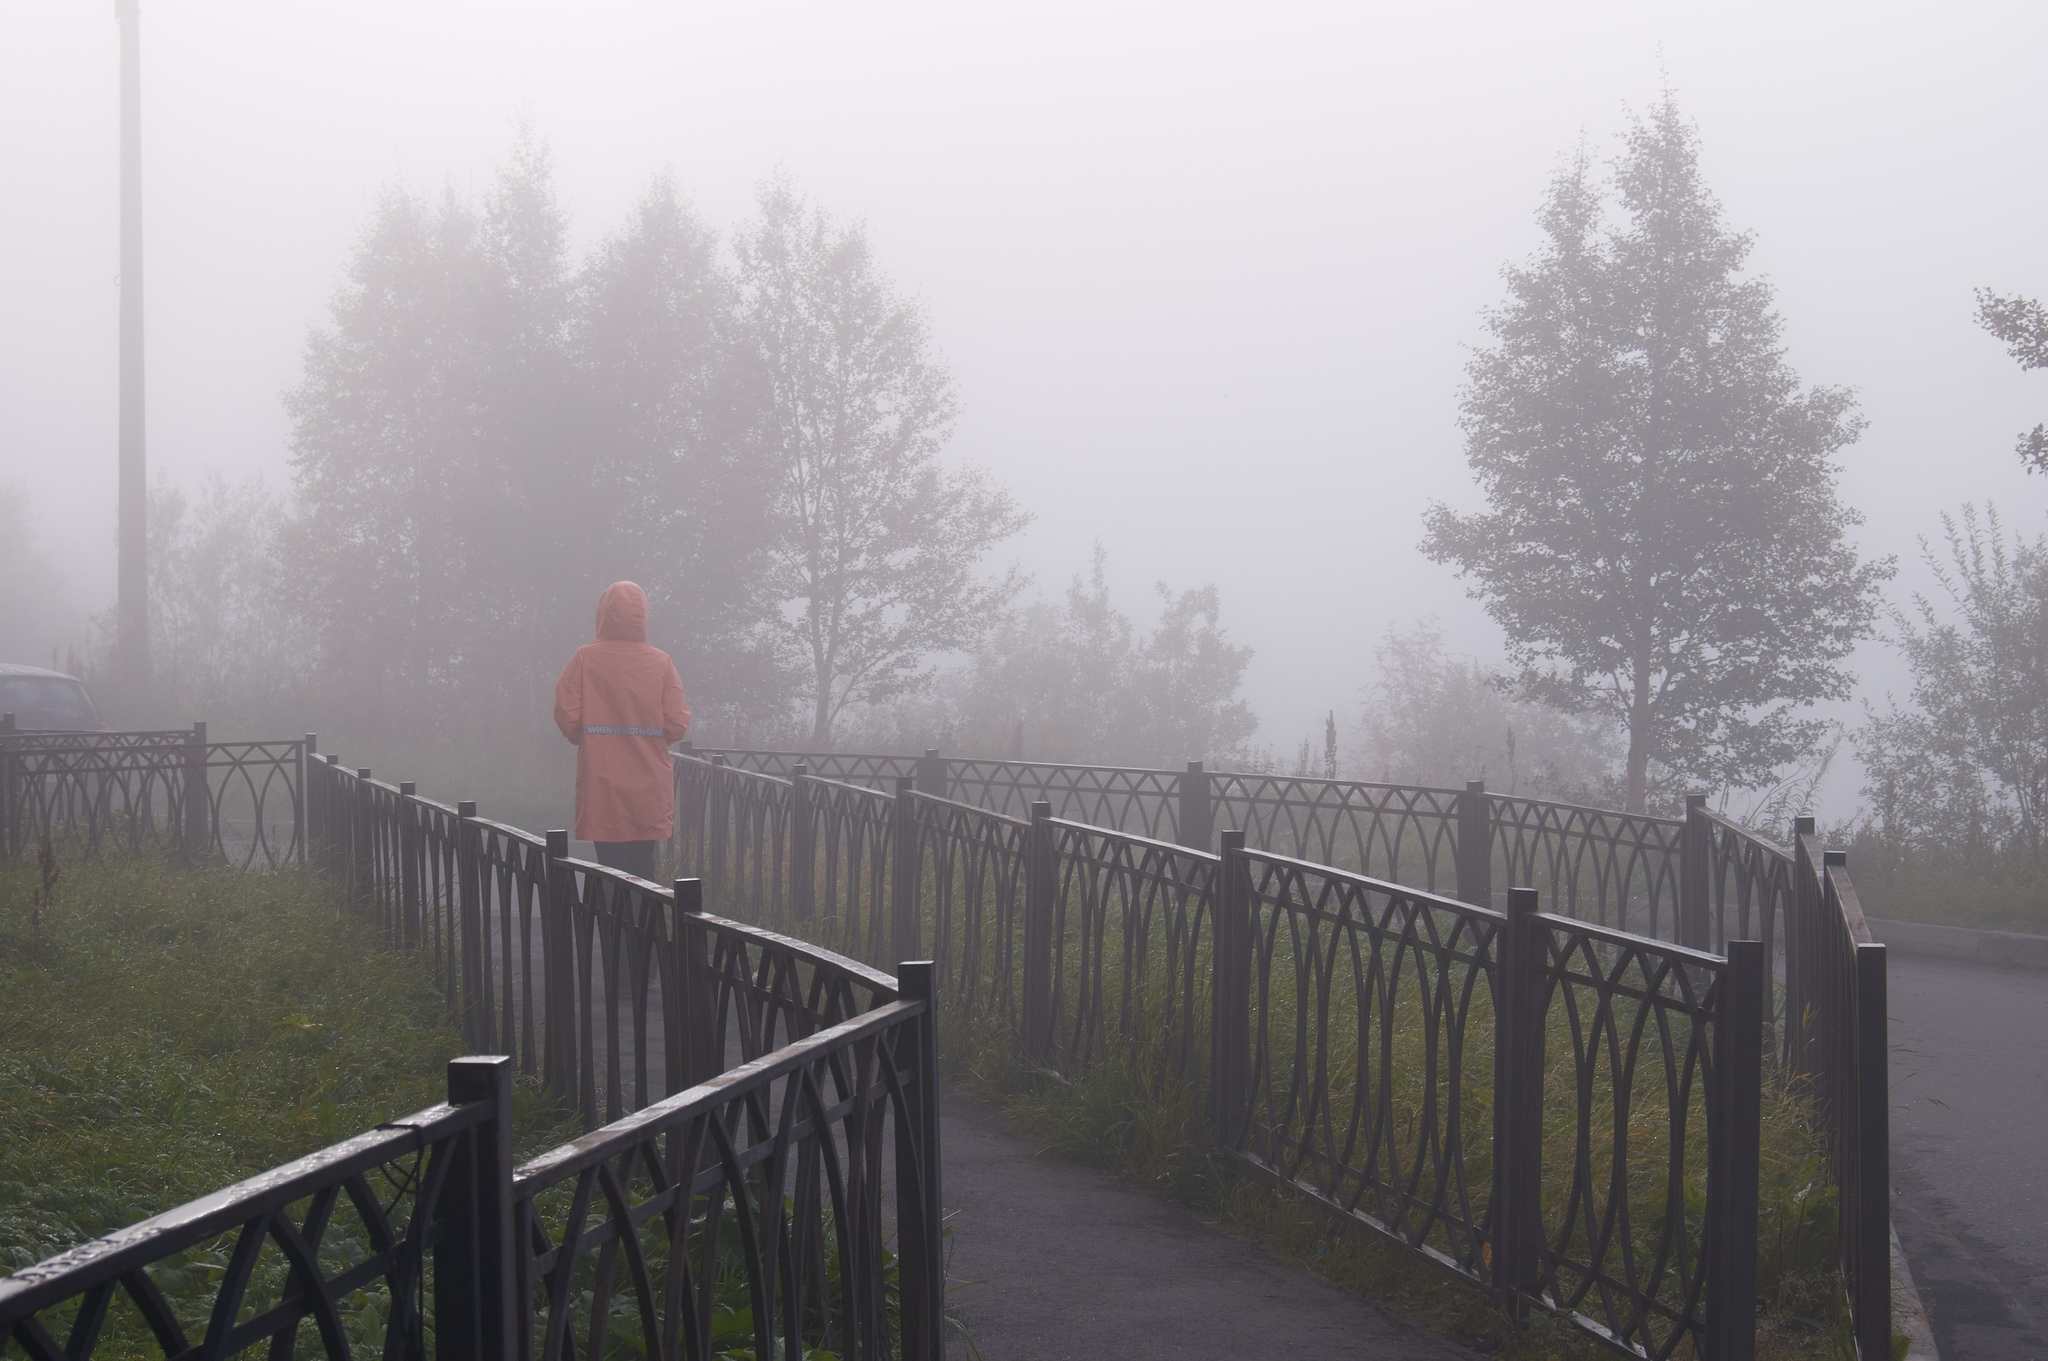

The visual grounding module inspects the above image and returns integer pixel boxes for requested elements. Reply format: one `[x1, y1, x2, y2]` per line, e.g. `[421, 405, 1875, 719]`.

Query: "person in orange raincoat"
[553, 581, 691, 882]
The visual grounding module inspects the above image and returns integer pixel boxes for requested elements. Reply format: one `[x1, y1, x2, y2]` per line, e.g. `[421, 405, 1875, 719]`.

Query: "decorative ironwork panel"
[1530, 916, 1722, 1359]
[1044, 820, 1217, 1079]
[947, 759, 1182, 838]
[1, 734, 303, 869]
[511, 1001, 940, 1361]
[1233, 852, 1503, 1283]
[1493, 797, 1684, 935]
[1212, 774, 1461, 889]
[907, 792, 1029, 1025]
[0, 1099, 493, 1360]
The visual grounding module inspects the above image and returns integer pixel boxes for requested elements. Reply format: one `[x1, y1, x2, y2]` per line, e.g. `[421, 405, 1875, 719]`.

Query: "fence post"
[1179, 760, 1214, 851]
[295, 735, 312, 864]
[1208, 829, 1252, 1149]
[1706, 938, 1763, 1361]
[674, 877, 719, 1089]
[916, 747, 949, 803]
[399, 782, 421, 950]
[182, 721, 209, 865]
[1681, 793, 1712, 950]
[1492, 885, 1544, 1305]
[1852, 938, 1892, 1361]
[437, 1055, 514, 1361]
[791, 765, 816, 922]
[353, 768, 375, 914]
[708, 754, 729, 905]
[0, 712, 16, 861]
[457, 800, 485, 1052]
[892, 775, 919, 964]
[1787, 817, 1819, 1086]
[894, 960, 945, 1361]
[1021, 800, 1055, 1061]
[1457, 779, 1493, 907]
[542, 829, 573, 1104]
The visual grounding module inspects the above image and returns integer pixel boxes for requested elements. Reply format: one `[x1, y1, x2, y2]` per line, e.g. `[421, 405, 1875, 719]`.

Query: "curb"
[1864, 917, 2048, 972]
[1892, 1226, 1940, 1361]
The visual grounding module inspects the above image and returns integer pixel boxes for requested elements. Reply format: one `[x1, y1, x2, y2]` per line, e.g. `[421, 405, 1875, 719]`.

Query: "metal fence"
[0, 718, 303, 868]
[677, 746, 1894, 1361]
[3, 739, 946, 1361]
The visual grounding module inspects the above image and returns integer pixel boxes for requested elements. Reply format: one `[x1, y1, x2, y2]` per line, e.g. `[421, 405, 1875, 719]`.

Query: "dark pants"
[593, 839, 659, 883]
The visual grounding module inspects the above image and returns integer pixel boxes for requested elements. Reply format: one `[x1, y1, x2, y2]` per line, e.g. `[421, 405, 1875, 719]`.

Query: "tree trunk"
[810, 648, 833, 746]
[1625, 667, 1652, 815]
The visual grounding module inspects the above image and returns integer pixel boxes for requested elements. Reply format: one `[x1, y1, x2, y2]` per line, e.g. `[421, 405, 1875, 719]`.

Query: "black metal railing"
[0, 1057, 510, 1360]
[0, 718, 304, 869]
[670, 750, 1849, 1360]
[6, 738, 945, 1360]
[3, 1011, 946, 1360]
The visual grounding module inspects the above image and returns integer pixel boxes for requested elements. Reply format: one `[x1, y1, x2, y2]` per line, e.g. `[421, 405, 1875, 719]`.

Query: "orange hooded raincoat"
[553, 582, 692, 842]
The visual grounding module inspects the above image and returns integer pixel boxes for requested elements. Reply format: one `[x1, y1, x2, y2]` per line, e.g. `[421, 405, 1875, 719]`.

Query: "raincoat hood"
[595, 582, 649, 643]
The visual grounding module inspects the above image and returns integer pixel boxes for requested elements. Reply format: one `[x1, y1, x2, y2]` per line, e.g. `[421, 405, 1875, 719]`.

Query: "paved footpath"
[940, 1093, 1475, 1360]
[1888, 954, 2048, 1360]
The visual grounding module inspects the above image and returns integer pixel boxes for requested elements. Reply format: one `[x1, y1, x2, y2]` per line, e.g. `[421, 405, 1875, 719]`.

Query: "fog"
[5, 0, 2047, 816]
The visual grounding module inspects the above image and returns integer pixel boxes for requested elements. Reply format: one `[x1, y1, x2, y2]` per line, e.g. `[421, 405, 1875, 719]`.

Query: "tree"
[284, 138, 778, 734]
[1859, 505, 2048, 857]
[932, 546, 1257, 766]
[0, 482, 64, 664]
[1422, 95, 1889, 811]
[1356, 620, 1618, 797]
[570, 177, 781, 723]
[734, 179, 1027, 744]
[1974, 289, 2048, 470]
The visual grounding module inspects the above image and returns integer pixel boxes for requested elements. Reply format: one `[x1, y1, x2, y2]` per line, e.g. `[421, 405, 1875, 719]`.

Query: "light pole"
[115, 0, 149, 702]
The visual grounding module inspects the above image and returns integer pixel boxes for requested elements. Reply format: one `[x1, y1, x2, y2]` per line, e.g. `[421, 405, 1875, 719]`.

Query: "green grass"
[1834, 832, 2048, 935]
[0, 852, 571, 1277]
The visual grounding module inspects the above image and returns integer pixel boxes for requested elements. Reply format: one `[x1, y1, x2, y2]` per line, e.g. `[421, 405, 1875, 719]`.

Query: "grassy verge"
[0, 852, 572, 1275]
[1834, 832, 2048, 935]
[939, 997, 1854, 1361]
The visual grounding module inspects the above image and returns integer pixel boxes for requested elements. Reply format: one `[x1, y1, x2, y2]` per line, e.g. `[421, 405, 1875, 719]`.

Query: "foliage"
[734, 178, 1028, 744]
[1422, 92, 1888, 812]
[1973, 287, 2048, 470]
[1354, 618, 1620, 798]
[1858, 504, 2048, 861]
[269, 136, 1024, 761]
[0, 479, 66, 665]
[854, 545, 1259, 766]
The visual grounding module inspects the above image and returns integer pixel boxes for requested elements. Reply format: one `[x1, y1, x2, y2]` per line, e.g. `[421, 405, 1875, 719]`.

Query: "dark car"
[0, 664, 108, 732]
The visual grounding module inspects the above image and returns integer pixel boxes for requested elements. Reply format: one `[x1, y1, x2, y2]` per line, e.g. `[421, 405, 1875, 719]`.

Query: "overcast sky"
[4, 0, 2047, 811]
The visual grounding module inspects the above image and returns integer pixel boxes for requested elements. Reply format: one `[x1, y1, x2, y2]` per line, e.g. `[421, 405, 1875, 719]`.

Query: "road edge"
[1866, 917, 2048, 971]
[1891, 1225, 1939, 1361]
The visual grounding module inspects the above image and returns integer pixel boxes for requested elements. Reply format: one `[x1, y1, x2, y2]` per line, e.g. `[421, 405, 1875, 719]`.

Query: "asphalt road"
[1888, 954, 2048, 1359]
[941, 1093, 1474, 1361]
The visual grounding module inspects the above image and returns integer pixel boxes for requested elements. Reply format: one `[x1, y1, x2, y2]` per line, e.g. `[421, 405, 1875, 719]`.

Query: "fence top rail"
[1819, 848, 1877, 947]
[696, 908, 903, 997]
[1240, 845, 1501, 920]
[680, 753, 796, 789]
[512, 998, 924, 1193]
[558, 852, 904, 996]
[471, 815, 547, 850]
[1048, 814, 1223, 867]
[1490, 791, 1685, 832]
[903, 788, 1031, 830]
[0, 1100, 487, 1320]
[1702, 808, 1795, 864]
[803, 773, 899, 804]
[1210, 770, 1467, 799]
[1533, 908, 1731, 971]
